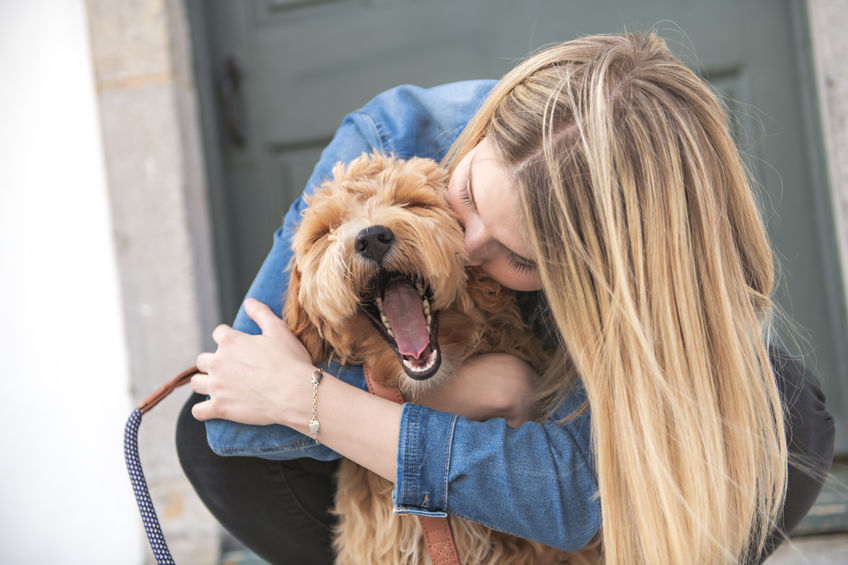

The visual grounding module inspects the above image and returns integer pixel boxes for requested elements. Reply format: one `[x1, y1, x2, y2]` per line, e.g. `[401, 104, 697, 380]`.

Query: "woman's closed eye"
[460, 177, 475, 209]
[508, 252, 537, 273]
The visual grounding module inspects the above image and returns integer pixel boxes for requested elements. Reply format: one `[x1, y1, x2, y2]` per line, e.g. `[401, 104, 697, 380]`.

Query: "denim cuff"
[392, 403, 457, 517]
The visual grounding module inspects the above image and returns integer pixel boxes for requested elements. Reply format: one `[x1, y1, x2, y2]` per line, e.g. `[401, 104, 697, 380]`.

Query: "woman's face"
[446, 138, 543, 291]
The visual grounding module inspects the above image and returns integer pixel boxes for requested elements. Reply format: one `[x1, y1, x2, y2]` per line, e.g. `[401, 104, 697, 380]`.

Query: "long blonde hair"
[444, 33, 787, 564]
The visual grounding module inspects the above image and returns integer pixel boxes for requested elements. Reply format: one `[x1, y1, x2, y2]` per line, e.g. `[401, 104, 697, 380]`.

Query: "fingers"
[190, 374, 213, 420]
[191, 397, 214, 421]
[190, 372, 211, 395]
[191, 357, 227, 421]
[196, 352, 214, 374]
[243, 298, 284, 336]
[190, 373, 227, 422]
[212, 299, 289, 344]
[212, 323, 235, 344]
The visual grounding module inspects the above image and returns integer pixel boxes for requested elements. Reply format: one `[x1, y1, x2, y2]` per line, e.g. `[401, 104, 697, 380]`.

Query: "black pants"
[176, 348, 834, 564]
[176, 394, 339, 565]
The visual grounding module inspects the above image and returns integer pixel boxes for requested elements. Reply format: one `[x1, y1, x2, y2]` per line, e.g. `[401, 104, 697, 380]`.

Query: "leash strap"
[363, 367, 463, 565]
[124, 366, 198, 564]
[125, 408, 176, 564]
[418, 515, 464, 565]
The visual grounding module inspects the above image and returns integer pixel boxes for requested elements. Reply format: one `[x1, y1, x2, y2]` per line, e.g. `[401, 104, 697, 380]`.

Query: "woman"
[178, 33, 834, 564]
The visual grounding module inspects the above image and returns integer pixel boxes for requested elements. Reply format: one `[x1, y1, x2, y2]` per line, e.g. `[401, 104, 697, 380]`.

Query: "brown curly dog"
[283, 152, 600, 565]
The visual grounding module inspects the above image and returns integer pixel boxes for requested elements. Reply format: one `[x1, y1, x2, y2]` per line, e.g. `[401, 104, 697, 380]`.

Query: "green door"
[188, 0, 846, 454]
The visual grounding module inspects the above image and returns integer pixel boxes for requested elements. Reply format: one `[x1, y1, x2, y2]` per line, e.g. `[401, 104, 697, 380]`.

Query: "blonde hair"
[444, 33, 787, 564]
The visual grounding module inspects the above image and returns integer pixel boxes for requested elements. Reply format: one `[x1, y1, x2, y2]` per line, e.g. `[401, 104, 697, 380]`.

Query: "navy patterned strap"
[124, 366, 198, 564]
[125, 409, 176, 564]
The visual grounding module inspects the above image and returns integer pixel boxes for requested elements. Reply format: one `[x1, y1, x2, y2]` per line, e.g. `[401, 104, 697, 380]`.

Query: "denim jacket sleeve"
[393, 384, 600, 552]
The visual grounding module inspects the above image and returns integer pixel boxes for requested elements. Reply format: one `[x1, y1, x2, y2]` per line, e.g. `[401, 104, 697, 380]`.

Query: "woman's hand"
[192, 299, 403, 481]
[415, 353, 539, 427]
[191, 298, 314, 426]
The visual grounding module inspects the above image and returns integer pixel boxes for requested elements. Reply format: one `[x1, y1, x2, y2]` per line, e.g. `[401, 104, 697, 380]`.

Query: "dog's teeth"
[386, 328, 395, 338]
[426, 313, 432, 325]
[376, 296, 389, 331]
[402, 349, 438, 373]
[422, 300, 430, 315]
[415, 282, 425, 297]
[425, 350, 436, 370]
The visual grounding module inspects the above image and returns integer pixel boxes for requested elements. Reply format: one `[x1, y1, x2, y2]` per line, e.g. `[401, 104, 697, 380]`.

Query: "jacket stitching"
[442, 414, 457, 511]
[356, 110, 388, 154]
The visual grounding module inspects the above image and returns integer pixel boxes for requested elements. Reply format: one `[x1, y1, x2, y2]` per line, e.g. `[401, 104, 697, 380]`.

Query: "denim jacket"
[205, 80, 601, 551]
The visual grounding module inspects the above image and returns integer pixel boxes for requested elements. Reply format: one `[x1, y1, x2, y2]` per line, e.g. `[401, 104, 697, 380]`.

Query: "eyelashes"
[508, 253, 536, 273]
[460, 177, 475, 209]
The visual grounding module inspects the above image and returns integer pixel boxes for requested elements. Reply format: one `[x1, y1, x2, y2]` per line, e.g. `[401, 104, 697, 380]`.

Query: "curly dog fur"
[283, 152, 600, 564]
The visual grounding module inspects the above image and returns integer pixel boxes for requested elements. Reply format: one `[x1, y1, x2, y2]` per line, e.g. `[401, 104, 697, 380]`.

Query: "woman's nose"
[462, 218, 487, 266]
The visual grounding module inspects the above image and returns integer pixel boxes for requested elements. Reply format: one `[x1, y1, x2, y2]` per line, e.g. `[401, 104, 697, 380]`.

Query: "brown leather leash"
[363, 366, 463, 565]
[126, 365, 461, 565]
[138, 366, 198, 414]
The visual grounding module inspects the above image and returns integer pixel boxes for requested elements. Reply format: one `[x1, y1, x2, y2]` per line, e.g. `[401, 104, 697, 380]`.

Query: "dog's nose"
[355, 225, 395, 264]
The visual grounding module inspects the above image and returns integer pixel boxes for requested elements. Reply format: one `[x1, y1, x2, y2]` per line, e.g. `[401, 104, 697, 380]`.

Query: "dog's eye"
[303, 224, 332, 246]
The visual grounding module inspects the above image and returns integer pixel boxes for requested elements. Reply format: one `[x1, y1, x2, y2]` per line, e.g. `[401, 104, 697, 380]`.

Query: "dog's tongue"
[382, 281, 429, 358]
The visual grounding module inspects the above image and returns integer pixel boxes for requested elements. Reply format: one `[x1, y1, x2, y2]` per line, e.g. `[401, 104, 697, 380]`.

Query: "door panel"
[189, 0, 847, 452]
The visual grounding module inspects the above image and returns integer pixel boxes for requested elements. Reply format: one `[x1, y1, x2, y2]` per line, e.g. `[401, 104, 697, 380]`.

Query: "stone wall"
[84, 0, 220, 563]
[809, 0, 848, 310]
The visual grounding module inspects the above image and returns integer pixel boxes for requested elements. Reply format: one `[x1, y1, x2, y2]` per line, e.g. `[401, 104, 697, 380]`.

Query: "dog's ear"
[405, 155, 450, 189]
[283, 263, 330, 363]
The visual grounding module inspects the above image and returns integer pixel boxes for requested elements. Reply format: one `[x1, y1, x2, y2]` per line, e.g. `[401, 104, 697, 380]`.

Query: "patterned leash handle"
[125, 409, 176, 564]
[124, 367, 199, 565]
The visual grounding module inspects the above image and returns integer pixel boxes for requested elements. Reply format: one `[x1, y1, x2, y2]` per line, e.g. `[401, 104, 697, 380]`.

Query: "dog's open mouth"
[359, 272, 441, 380]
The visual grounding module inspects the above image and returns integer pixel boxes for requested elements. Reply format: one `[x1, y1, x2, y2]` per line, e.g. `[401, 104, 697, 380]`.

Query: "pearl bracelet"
[308, 367, 324, 442]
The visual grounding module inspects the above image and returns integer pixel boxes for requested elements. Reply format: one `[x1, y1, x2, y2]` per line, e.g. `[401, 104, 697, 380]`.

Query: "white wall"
[0, 1, 141, 563]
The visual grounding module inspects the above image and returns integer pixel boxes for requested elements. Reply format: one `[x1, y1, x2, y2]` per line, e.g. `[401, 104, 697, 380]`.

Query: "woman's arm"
[415, 353, 541, 427]
[194, 299, 541, 480]
[191, 298, 602, 551]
